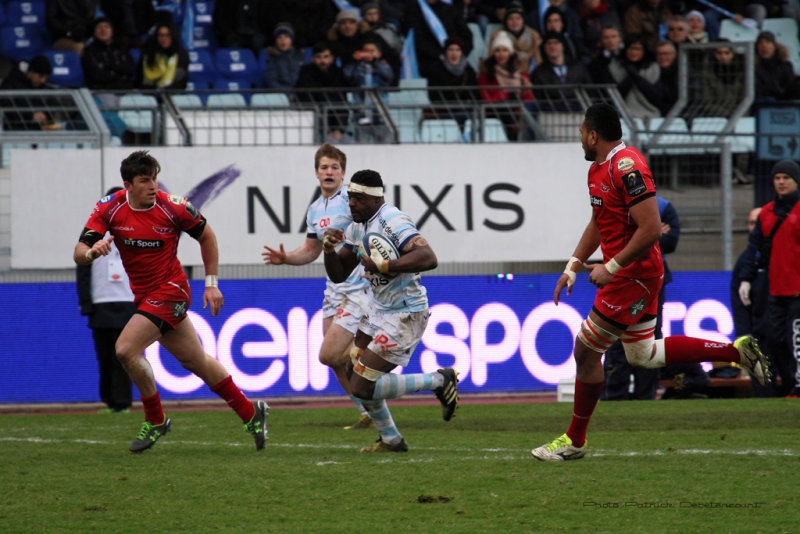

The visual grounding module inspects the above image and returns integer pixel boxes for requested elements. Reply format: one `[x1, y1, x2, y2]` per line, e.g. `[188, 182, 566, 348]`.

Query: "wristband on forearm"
[205, 275, 218, 288]
[604, 257, 623, 275]
[85, 248, 95, 263]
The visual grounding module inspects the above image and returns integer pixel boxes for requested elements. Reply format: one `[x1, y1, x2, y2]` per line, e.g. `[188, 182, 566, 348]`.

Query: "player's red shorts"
[592, 275, 663, 328]
[134, 279, 192, 331]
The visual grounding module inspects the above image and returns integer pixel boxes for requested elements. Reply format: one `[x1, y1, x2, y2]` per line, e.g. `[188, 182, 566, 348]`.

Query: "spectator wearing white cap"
[685, 10, 708, 43]
[478, 30, 534, 140]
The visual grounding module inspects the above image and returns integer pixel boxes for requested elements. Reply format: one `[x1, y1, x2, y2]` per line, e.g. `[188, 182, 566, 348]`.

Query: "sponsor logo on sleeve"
[617, 157, 635, 172]
[168, 194, 185, 206]
[590, 195, 603, 207]
[623, 170, 647, 197]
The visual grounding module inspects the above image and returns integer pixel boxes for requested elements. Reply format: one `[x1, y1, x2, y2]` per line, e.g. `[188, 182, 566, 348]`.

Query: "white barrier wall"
[11, 144, 593, 269]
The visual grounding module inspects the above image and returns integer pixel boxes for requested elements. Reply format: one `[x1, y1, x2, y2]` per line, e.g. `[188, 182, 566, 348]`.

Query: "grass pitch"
[1, 398, 798, 534]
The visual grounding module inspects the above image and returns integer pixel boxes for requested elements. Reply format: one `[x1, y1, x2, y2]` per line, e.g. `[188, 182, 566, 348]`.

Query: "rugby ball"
[363, 232, 399, 278]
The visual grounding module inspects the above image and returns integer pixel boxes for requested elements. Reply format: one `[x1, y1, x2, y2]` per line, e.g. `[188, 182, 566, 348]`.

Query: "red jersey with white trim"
[82, 190, 205, 296]
[587, 143, 663, 279]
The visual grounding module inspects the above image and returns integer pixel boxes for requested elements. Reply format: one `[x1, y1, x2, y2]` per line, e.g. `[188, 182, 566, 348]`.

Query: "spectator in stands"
[478, 30, 533, 140]
[0, 55, 14, 86]
[214, 0, 270, 55]
[685, 10, 709, 44]
[654, 40, 677, 115]
[46, 0, 98, 56]
[99, 0, 157, 48]
[328, 9, 367, 71]
[665, 15, 690, 47]
[530, 31, 589, 111]
[578, 0, 621, 57]
[738, 159, 800, 397]
[755, 30, 800, 101]
[488, 2, 543, 75]
[343, 34, 394, 139]
[608, 33, 662, 119]
[624, 0, 673, 53]
[403, 0, 473, 80]
[359, 2, 402, 54]
[542, 6, 584, 62]
[135, 23, 189, 90]
[82, 18, 136, 94]
[700, 41, 745, 117]
[427, 36, 479, 132]
[530, 0, 583, 45]
[294, 41, 353, 143]
[264, 22, 305, 89]
[1, 55, 58, 130]
[587, 25, 624, 83]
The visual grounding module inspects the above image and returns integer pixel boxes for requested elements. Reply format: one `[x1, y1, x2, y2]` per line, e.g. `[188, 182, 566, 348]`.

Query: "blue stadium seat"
[466, 22, 485, 72]
[5, 1, 45, 26]
[214, 48, 260, 87]
[0, 23, 46, 60]
[191, 24, 216, 50]
[188, 49, 217, 86]
[129, 47, 140, 64]
[41, 49, 83, 87]
[192, 1, 214, 25]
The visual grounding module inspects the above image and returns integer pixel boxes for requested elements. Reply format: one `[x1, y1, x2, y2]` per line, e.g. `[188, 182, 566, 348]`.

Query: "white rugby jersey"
[306, 186, 368, 294]
[344, 203, 428, 312]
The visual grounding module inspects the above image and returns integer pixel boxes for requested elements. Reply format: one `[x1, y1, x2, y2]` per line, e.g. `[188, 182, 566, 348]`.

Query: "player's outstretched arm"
[196, 224, 223, 316]
[262, 237, 323, 266]
[322, 228, 359, 283]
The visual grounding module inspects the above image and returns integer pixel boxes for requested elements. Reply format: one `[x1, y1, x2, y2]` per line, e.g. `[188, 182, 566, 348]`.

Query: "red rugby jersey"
[82, 189, 205, 295]
[587, 143, 663, 279]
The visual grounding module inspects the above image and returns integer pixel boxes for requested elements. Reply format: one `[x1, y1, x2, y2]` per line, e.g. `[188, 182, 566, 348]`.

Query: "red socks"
[664, 336, 740, 365]
[141, 392, 164, 425]
[211, 375, 255, 423]
[566, 379, 604, 448]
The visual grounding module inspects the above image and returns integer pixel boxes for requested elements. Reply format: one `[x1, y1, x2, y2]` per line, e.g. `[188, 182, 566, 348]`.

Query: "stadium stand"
[41, 49, 82, 87]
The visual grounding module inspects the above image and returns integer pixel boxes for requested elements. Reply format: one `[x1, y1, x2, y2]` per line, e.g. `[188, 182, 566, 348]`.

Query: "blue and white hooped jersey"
[344, 203, 428, 312]
[306, 186, 367, 293]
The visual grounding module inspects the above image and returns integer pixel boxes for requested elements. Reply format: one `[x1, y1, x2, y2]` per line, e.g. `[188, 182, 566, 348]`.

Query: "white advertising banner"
[11, 144, 593, 269]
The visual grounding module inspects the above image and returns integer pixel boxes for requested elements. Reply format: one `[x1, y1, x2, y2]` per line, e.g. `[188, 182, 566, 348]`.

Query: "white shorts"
[366, 308, 430, 367]
[328, 288, 371, 335]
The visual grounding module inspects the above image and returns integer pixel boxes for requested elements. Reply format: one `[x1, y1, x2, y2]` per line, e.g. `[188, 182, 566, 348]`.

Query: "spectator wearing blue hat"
[265, 22, 305, 89]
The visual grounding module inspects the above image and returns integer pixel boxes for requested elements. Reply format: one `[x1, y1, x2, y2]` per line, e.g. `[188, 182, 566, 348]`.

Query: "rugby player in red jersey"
[74, 151, 268, 453]
[531, 104, 772, 462]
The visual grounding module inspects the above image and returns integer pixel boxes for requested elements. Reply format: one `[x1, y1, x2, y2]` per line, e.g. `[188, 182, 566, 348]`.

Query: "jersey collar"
[602, 141, 627, 164]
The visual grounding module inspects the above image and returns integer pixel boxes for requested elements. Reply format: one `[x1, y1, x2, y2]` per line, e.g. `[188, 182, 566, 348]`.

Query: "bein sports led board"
[0, 272, 735, 403]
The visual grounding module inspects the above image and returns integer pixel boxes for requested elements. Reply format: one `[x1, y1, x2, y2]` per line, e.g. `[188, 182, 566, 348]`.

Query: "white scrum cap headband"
[348, 182, 384, 197]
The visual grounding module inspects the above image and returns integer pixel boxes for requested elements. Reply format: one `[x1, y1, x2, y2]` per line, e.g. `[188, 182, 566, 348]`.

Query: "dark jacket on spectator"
[755, 42, 799, 100]
[265, 46, 305, 89]
[82, 37, 136, 90]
